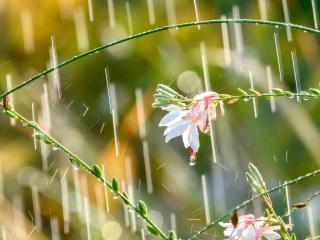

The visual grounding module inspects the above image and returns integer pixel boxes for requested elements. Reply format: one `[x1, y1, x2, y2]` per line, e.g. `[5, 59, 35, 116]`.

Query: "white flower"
[159, 105, 200, 153]
[158, 91, 224, 158]
[219, 214, 285, 240]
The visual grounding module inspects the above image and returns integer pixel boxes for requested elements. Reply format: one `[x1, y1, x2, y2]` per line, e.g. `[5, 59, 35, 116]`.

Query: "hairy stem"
[1, 18, 320, 100]
[0, 104, 169, 240]
[187, 168, 320, 240]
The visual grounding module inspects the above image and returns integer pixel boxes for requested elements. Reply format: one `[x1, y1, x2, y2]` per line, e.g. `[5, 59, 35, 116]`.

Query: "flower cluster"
[157, 90, 224, 163]
[219, 214, 289, 240]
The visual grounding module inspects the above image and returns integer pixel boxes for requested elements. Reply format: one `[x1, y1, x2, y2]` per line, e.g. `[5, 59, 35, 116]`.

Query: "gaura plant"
[153, 84, 320, 166]
[2, 16, 320, 240]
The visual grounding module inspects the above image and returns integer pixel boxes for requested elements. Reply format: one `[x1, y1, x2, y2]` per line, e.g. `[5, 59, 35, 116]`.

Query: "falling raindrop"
[107, 0, 116, 28]
[232, 5, 244, 70]
[50, 37, 62, 100]
[21, 9, 35, 54]
[285, 183, 292, 225]
[110, 85, 119, 157]
[113, 194, 119, 199]
[82, 103, 89, 117]
[84, 197, 91, 240]
[201, 175, 211, 225]
[135, 89, 154, 194]
[125, 1, 134, 35]
[101, 165, 110, 213]
[249, 71, 258, 119]
[266, 65, 276, 112]
[69, 158, 80, 170]
[121, 181, 130, 227]
[141, 228, 146, 240]
[291, 49, 301, 102]
[189, 156, 197, 166]
[1, 226, 6, 240]
[87, 0, 94, 22]
[50, 217, 60, 240]
[274, 32, 284, 82]
[221, 15, 231, 66]
[72, 168, 82, 215]
[41, 83, 52, 132]
[307, 205, 317, 237]
[31, 103, 37, 150]
[12, 195, 27, 239]
[258, 0, 268, 20]
[146, 0, 156, 25]
[31, 186, 42, 230]
[142, 140, 153, 194]
[164, 0, 177, 27]
[73, 7, 89, 52]
[193, 0, 201, 30]
[170, 213, 177, 233]
[281, 0, 292, 41]
[58, 0, 74, 19]
[200, 42, 217, 164]
[128, 184, 137, 232]
[6, 74, 16, 126]
[311, 0, 319, 29]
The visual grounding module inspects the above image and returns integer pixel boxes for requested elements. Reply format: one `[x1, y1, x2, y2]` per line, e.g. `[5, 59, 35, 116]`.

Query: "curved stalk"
[187, 168, 320, 240]
[0, 104, 169, 240]
[1, 18, 320, 100]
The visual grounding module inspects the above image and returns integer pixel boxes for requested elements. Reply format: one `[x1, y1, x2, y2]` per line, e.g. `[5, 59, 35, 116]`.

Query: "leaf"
[237, 88, 248, 96]
[245, 173, 259, 192]
[158, 84, 184, 99]
[112, 178, 120, 193]
[92, 164, 102, 178]
[35, 132, 53, 145]
[122, 192, 130, 205]
[168, 230, 177, 240]
[248, 163, 266, 191]
[309, 88, 320, 96]
[248, 89, 261, 96]
[283, 91, 295, 97]
[271, 88, 284, 95]
[226, 98, 240, 104]
[147, 224, 160, 236]
[4, 111, 17, 119]
[137, 200, 148, 216]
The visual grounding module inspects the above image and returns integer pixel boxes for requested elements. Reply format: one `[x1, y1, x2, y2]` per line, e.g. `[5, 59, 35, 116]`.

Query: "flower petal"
[242, 225, 256, 240]
[164, 121, 190, 143]
[159, 109, 183, 126]
[182, 125, 192, 148]
[193, 91, 218, 100]
[161, 105, 181, 112]
[189, 126, 199, 152]
[262, 231, 281, 240]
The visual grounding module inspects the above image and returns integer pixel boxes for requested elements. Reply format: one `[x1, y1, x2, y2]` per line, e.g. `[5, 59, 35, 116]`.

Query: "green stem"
[264, 200, 291, 239]
[0, 105, 169, 240]
[1, 18, 320, 100]
[175, 92, 317, 105]
[187, 168, 320, 240]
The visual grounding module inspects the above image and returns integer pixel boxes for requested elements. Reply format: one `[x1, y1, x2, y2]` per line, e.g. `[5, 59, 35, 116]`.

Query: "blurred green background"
[0, 0, 320, 239]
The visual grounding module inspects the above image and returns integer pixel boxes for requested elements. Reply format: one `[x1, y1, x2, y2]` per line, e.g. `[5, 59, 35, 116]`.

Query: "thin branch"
[153, 84, 320, 109]
[1, 18, 320, 100]
[0, 104, 169, 240]
[187, 168, 320, 240]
